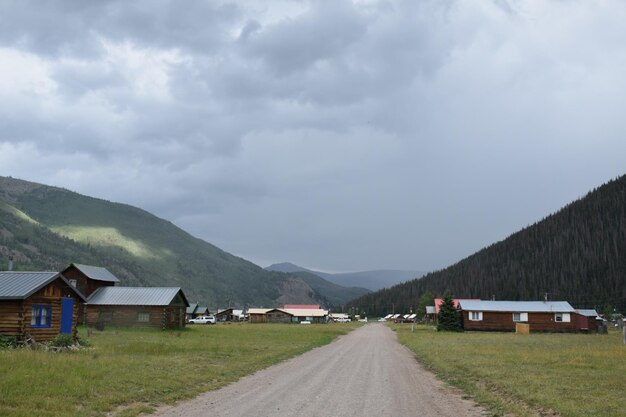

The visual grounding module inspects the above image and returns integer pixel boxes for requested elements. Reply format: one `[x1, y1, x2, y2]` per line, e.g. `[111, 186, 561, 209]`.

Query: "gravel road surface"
[152, 323, 486, 417]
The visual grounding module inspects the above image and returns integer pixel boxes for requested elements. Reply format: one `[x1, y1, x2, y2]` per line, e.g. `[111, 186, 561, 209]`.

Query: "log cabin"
[61, 263, 120, 324]
[85, 286, 189, 329]
[458, 300, 578, 332]
[0, 271, 86, 342]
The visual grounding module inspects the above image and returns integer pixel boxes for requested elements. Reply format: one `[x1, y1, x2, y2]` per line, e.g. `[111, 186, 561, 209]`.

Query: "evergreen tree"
[437, 295, 462, 331]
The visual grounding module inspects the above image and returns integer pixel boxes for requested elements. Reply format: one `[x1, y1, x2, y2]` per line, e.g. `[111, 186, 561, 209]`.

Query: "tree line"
[348, 175, 626, 316]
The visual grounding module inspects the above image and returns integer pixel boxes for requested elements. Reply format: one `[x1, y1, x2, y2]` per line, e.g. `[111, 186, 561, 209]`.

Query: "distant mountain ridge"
[0, 176, 337, 307]
[265, 262, 425, 291]
[348, 175, 626, 316]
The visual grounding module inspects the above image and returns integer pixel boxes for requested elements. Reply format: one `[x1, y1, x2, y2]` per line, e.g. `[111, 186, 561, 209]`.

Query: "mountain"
[348, 175, 626, 316]
[0, 176, 325, 307]
[266, 262, 425, 291]
[288, 271, 370, 306]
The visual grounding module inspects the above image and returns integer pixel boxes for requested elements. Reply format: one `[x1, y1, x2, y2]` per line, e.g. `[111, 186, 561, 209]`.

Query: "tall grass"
[395, 325, 626, 417]
[0, 324, 357, 417]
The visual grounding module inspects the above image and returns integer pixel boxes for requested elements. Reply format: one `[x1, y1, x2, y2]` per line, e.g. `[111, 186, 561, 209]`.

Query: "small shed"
[459, 300, 577, 333]
[85, 287, 189, 329]
[575, 309, 603, 333]
[0, 271, 86, 342]
[248, 308, 272, 323]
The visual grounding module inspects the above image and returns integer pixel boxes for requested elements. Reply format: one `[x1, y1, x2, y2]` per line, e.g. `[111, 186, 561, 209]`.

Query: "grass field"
[0, 323, 358, 417]
[394, 324, 626, 417]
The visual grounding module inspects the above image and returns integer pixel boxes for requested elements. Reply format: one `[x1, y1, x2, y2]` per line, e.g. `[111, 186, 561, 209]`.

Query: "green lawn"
[0, 323, 358, 417]
[394, 324, 626, 417]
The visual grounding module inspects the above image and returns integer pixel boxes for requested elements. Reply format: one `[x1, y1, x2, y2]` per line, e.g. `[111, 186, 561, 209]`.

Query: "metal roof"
[0, 271, 86, 301]
[186, 303, 198, 314]
[248, 308, 272, 315]
[70, 264, 120, 283]
[458, 300, 575, 313]
[284, 308, 328, 317]
[0, 271, 59, 299]
[87, 287, 188, 306]
[576, 309, 601, 318]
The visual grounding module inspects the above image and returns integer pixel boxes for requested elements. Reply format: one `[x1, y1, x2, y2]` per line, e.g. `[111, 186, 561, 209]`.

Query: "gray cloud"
[1, 0, 626, 272]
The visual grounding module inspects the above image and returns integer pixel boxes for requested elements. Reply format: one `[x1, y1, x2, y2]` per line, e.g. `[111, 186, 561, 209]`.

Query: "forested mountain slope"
[0, 176, 326, 307]
[349, 176, 626, 316]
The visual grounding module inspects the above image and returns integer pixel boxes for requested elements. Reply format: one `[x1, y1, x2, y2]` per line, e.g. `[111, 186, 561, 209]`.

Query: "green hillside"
[0, 176, 326, 307]
[349, 175, 626, 316]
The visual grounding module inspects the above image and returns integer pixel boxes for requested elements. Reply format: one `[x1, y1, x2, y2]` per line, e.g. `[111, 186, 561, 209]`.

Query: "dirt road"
[152, 323, 486, 417]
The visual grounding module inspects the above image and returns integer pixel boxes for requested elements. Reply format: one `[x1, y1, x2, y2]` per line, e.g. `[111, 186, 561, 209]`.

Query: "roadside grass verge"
[0, 323, 359, 417]
[394, 324, 626, 417]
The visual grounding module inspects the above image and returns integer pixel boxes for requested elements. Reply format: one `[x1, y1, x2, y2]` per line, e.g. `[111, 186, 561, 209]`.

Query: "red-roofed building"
[434, 298, 479, 314]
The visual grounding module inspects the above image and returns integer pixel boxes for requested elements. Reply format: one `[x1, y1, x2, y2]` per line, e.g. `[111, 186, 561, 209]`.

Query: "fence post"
[623, 321, 625, 345]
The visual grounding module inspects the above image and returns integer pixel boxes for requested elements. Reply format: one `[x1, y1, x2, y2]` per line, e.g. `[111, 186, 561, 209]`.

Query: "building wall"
[249, 313, 267, 323]
[85, 305, 186, 329]
[462, 311, 578, 332]
[266, 310, 292, 323]
[0, 300, 22, 338]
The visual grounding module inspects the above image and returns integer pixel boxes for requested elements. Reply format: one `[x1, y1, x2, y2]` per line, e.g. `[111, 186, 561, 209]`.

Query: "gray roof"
[70, 264, 120, 283]
[87, 287, 189, 306]
[0, 271, 85, 301]
[576, 309, 601, 318]
[458, 300, 575, 313]
[186, 303, 198, 314]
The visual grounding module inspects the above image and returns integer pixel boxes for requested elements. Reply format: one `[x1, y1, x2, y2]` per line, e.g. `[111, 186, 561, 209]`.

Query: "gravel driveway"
[151, 323, 486, 417]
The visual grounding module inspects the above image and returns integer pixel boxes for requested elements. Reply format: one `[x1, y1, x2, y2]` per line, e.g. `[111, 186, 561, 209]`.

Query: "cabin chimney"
[7, 255, 13, 271]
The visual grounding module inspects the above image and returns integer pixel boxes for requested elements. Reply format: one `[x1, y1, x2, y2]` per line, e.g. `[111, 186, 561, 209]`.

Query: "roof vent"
[7, 255, 13, 271]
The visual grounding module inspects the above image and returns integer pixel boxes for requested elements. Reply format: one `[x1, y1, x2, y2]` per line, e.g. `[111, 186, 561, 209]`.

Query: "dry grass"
[394, 324, 626, 417]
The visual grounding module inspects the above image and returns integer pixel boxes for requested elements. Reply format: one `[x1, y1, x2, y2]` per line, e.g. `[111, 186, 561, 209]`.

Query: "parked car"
[188, 315, 216, 324]
[335, 317, 351, 323]
[300, 320, 311, 325]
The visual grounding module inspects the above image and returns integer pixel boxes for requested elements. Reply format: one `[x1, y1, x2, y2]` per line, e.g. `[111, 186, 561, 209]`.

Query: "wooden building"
[85, 287, 189, 329]
[61, 263, 120, 324]
[248, 307, 328, 323]
[458, 300, 578, 333]
[0, 271, 85, 342]
[575, 309, 603, 333]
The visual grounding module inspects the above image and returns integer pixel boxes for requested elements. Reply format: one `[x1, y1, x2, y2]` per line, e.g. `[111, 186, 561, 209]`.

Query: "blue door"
[60, 298, 74, 334]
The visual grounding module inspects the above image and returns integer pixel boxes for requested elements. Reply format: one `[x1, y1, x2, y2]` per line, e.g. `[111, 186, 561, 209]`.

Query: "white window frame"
[513, 312, 528, 322]
[469, 311, 483, 321]
[554, 313, 571, 323]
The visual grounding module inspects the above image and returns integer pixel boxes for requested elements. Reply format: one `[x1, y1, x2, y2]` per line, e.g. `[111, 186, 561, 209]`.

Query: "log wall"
[85, 305, 186, 329]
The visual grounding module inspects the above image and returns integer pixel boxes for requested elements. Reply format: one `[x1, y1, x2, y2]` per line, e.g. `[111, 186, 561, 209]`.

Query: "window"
[69, 279, 77, 288]
[99, 311, 113, 321]
[31, 305, 51, 328]
[469, 311, 483, 321]
[513, 312, 528, 322]
[137, 312, 150, 322]
[555, 313, 571, 323]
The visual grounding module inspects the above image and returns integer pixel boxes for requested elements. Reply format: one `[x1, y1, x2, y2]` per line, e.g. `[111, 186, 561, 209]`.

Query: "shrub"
[0, 334, 19, 349]
[50, 334, 74, 348]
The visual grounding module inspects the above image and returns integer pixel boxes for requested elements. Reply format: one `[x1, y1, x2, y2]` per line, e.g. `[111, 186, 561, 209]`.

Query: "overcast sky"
[1, 0, 625, 273]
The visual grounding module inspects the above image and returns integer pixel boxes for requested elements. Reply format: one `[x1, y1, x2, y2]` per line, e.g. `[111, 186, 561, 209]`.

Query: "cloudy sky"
[1, 0, 625, 273]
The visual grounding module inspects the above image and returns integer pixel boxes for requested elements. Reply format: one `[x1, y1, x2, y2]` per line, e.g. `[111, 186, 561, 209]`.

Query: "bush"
[0, 334, 19, 349]
[50, 334, 74, 348]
